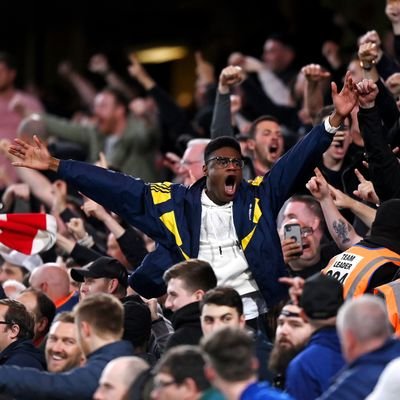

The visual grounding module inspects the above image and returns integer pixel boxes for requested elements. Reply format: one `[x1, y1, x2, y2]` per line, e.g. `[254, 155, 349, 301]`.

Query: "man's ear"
[345, 330, 357, 354]
[194, 289, 205, 302]
[36, 317, 49, 335]
[9, 323, 20, 340]
[41, 282, 48, 293]
[203, 164, 208, 176]
[204, 364, 216, 382]
[80, 321, 91, 339]
[108, 278, 119, 294]
[115, 104, 125, 119]
[181, 377, 199, 395]
[312, 218, 321, 231]
[247, 138, 256, 151]
[251, 356, 259, 373]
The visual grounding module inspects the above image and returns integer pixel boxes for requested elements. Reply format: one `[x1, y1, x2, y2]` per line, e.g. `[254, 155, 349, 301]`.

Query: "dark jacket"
[58, 123, 333, 307]
[0, 340, 133, 400]
[286, 327, 345, 400]
[165, 302, 202, 350]
[318, 338, 400, 400]
[0, 339, 46, 370]
[358, 105, 400, 202]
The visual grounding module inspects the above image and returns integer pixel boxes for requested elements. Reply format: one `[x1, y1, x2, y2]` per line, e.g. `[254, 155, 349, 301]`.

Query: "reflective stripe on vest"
[374, 280, 400, 336]
[322, 246, 400, 298]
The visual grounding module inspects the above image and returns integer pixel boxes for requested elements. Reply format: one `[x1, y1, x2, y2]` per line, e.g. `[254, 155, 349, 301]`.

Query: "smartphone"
[284, 223, 303, 255]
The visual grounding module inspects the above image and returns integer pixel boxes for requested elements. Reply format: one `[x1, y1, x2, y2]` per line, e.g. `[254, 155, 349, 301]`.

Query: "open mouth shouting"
[268, 142, 282, 162]
[224, 174, 238, 197]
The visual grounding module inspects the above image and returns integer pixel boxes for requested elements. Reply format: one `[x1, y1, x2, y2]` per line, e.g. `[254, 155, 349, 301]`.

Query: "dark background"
[0, 0, 389, 114]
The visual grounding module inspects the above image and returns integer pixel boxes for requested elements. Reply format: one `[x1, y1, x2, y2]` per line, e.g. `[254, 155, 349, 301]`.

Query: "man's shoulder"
[88, 340, 133, 362]
[241, 381, 293, 400]
[0, 339, 45, 369]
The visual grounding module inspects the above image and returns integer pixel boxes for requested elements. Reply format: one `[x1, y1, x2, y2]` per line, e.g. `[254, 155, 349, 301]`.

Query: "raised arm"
[328, 185, 376, 228]
[386, 1, 400, 59]
[263, 71, 359, 215]
[211, 65, 244, 138]
[128, 53, 194, 148]
[352, 168, 380, 205]
[329, 72, 359, 126]
[82, 199, 125, 239]
[302, 64, 331, 122]
[89, 53, 135, 99]
[58, 60, 97, 110]
[306, 167, 362, 250]
[0, 139, 54, 208]
[8, 136, 169, 243]
[9, 136, 60, 172]
[357, 79, 400, 200]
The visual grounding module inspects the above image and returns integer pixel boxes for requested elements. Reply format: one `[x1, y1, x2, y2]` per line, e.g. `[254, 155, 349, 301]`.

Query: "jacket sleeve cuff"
[324, 117, 340, 134]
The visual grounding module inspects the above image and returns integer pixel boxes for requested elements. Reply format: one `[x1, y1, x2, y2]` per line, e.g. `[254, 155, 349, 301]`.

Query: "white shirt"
[197, 190, 267, 319]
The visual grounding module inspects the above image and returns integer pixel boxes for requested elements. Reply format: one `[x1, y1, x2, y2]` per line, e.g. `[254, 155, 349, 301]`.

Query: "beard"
[268, 341, 305, 374]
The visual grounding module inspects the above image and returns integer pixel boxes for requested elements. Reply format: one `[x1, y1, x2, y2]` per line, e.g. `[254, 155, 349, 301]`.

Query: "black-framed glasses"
[300, 227, 314, 238]
[0, 321, 12, 326]
[206, 156, 244, 169]
[152, 379, 177, 390]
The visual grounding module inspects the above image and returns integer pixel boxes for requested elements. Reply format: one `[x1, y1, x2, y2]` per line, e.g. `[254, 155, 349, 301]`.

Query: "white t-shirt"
[197, 190, 267, 319]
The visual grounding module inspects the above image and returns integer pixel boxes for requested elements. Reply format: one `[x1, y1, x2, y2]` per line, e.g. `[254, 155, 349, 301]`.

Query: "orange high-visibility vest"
[322, 245, 400, 299]
[374, 280, 400, 336]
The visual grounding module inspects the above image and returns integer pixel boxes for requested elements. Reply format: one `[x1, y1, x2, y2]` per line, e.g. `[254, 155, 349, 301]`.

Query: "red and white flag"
[0, 213, 56, 255]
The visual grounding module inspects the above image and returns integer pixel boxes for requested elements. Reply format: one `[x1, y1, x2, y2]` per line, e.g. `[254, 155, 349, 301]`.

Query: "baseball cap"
[299, 273, 344, 319]
[71, 256, 128, 288]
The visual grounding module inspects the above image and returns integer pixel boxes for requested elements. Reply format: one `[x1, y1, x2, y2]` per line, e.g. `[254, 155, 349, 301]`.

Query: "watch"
[359, 60, 375, 71]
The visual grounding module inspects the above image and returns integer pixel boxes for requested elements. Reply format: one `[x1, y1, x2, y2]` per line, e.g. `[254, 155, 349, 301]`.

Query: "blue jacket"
[58, 123, 333, 306]
[286, 327, 345, 400]
[0, 340, 133, 399]
[241, 381, 294, 400]
[0, 338, 46, 369]
[317, 338, 400, 400]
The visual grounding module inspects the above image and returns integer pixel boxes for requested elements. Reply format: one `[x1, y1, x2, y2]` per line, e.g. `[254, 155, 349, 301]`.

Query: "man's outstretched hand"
[8, 135, 60, 172]
[330, 71, 358, 127]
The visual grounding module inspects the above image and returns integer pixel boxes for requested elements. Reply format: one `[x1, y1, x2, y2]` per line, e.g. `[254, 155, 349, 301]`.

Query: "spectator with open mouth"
[8, 70, 359, 328]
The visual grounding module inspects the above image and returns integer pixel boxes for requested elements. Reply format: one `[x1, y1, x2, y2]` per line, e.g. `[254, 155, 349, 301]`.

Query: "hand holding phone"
[284, 223, 303, 256]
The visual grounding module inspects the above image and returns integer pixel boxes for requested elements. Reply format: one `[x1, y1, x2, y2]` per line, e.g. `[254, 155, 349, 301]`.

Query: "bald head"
[29, 264, 71, 303]
[93, 356, 149, 400]
[337, 295, 392, 363]
[179, 138, 210, 185]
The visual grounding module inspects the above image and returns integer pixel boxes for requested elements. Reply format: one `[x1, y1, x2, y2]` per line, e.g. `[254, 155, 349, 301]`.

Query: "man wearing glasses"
[0, 299, 45, 369]
[150, 345, 214, 400]
[8, 72, 358, 321]
[278, 195, 340, 279]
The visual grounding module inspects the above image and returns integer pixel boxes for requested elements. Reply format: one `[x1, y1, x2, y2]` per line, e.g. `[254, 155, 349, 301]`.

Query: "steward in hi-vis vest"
[323, 199, 400, 333]
[323, 245, 400, 298]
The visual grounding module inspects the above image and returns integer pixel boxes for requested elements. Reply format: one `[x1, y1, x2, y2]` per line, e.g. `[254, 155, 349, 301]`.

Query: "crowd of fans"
[0, 1, 400, 399]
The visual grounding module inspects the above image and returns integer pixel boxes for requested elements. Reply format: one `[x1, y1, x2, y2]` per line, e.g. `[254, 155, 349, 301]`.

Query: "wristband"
[359, 60, 375, 71]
